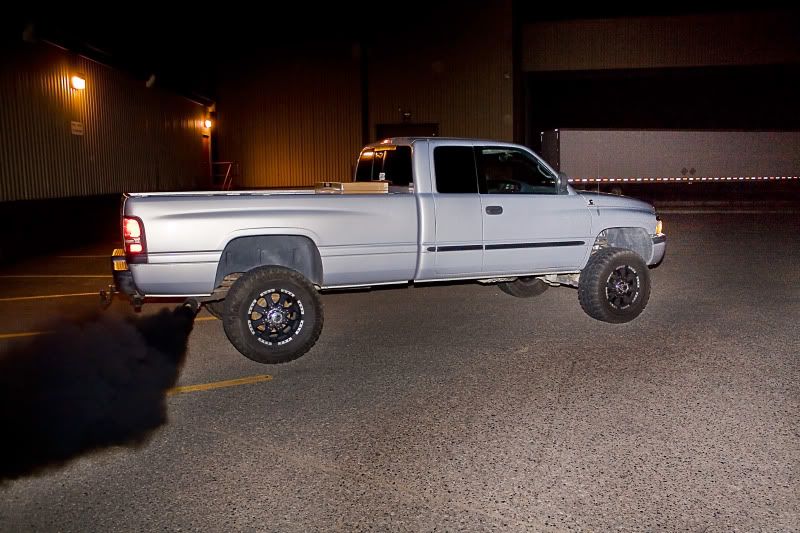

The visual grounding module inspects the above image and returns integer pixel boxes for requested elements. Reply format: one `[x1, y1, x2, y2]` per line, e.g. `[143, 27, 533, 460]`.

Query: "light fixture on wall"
[204, 119, 212, 129]
[70, 74, 86, 90]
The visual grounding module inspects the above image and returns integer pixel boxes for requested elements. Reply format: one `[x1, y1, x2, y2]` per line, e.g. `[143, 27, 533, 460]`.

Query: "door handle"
[485, 205, 503, 215]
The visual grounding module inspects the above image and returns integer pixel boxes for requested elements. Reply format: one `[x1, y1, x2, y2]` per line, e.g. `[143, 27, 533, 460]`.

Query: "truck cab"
[353, 138, 657, 281]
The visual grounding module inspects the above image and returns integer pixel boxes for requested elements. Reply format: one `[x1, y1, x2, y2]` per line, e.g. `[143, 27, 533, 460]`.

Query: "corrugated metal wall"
[0, 41, 209, 202]
[215, 44, 363, 188]
[369, 1, 513, 142]
[523, 10, 800, 72]
[214, 2, 513, 188]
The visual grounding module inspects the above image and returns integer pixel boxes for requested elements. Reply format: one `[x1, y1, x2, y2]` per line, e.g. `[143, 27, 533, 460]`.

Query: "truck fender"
[213, 235, 323, 289]
[593, 227, 653, 265]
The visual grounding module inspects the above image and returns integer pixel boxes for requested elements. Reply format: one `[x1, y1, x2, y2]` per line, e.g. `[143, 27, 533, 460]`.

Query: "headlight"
[655, 217, 663, 235]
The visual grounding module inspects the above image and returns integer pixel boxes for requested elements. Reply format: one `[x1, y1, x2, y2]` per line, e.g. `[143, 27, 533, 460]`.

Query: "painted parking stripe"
[1, 315, 217, 340]
[0, 275, 112, 278]
[0, 331, 48, 340]
[167, 374, 273, 396]
[0, 330, 272, 393]
[0, 292, 99, 302]
[56, 255, 113, 258]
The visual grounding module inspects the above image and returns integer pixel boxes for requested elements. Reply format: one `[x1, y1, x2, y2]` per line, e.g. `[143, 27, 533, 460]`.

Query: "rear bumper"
[650, 234, 666, 267]
[102, 249, 145, 309]
[111, 249, 140, 296]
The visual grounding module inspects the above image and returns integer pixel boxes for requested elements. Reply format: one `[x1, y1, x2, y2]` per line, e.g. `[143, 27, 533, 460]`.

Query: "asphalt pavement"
[0, 212, 797, 532]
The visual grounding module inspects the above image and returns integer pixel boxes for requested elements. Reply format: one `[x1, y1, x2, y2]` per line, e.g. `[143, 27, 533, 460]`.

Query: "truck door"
[430, 145, 483, 276]
[476, 146, 591, 274]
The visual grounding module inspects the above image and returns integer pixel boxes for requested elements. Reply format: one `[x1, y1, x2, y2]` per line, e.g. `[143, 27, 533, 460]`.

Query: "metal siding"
[215, 44, 363, 189]
[370, 1, 513, 142]
[523, 10, 800, 72]
[0, 41, 208, 202]
[214, 5, 513, 189]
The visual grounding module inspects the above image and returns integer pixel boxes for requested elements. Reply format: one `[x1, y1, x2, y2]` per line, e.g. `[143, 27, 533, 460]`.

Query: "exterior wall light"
[70, 74, 86, 90]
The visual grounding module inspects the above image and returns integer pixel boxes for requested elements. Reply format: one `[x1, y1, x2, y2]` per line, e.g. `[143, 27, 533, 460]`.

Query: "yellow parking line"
[167, 374, 273, 396]
[0, 275, 112, 278]
[0, 330, 48, 340]
[0, 314, 217, 340]
[56, 255, 110, 258]
[0, 292, 98, 302]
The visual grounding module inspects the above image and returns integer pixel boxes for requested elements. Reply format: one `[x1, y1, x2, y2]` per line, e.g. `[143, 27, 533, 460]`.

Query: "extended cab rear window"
[355, 146, 412, 186]
[433, 146, 478, 194]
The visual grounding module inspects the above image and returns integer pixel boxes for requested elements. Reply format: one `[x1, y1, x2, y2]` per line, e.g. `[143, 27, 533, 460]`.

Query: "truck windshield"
[355, 146, 412, 186]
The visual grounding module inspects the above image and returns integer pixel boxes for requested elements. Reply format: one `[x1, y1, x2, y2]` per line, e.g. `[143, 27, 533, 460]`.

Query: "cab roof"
[362, 137, 526, 151]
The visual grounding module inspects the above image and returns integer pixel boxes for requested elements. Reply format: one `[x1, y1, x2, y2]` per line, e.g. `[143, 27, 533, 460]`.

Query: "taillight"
[123, 216, 146, 257]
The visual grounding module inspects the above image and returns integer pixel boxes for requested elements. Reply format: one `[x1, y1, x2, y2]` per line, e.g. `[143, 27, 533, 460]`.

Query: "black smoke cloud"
[0, 301, 198, 483]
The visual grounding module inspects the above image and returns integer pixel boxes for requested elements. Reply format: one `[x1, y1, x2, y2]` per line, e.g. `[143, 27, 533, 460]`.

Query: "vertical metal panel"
[369, 1, 514, 142]
[523, 10, 800, 72]
[214, 3, 513, 189]
[0, 41, 208, 202]
[215, 43, 362, 188]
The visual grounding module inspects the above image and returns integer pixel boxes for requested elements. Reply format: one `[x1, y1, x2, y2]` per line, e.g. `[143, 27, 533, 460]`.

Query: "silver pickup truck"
[107, 137, 666, 364]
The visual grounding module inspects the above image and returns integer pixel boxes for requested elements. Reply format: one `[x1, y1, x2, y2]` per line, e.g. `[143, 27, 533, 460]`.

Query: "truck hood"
[577, 191, 655, 214]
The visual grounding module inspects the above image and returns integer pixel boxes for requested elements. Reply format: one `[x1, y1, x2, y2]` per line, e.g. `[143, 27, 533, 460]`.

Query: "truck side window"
[433, 146, 479, 194]
[382, 147, 412, 186]
[476, 147, 557, 194]
[355, 146, 413, 186]
[355, 150, 375, 182]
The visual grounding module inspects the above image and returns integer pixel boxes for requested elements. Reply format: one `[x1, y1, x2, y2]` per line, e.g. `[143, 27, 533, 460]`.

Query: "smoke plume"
[0, 301, 198, 483]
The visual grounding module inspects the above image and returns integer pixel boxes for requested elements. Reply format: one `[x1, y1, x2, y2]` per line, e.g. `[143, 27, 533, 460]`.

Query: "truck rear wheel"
[497, 277, 549, 298]
[222, 266, 323, 364]
[578, 247, 650, 323]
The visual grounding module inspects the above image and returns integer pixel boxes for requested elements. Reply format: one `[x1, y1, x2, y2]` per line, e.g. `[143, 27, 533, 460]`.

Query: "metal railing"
[212, 161, 239, 190]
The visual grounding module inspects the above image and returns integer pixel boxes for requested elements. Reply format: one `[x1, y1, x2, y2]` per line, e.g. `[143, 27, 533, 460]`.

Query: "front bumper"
[650, 234, 666, 267]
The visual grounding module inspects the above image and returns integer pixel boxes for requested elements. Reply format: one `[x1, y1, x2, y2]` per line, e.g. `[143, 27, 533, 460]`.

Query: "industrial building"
[1, 5, 799, 202]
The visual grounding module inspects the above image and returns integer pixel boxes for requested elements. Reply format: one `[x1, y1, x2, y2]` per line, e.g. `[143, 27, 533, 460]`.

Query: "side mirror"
[557, 172, 570, 195]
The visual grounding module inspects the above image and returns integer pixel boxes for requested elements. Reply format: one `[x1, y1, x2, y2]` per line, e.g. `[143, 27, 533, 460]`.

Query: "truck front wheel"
[578, 247, 650, 323]
[222, 266, 323, 364]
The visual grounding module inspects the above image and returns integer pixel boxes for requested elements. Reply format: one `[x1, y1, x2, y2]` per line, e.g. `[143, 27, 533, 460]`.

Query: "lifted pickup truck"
[106, 137, 666, 364]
